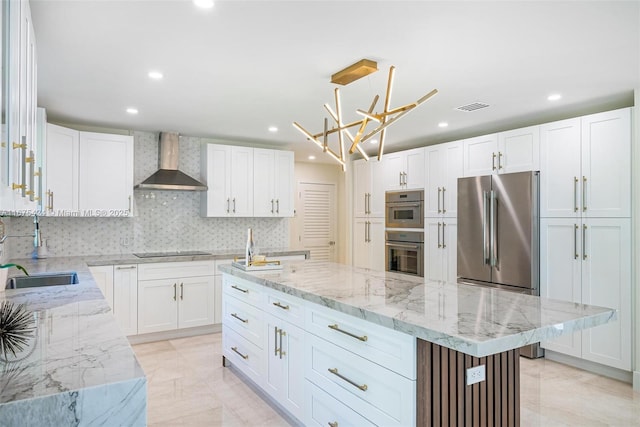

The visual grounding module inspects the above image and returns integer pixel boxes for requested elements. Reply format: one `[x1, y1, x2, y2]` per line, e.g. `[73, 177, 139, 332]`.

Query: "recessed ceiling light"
[193, 0, 214, 9]
[438, 122, 448, 128]
[148, 71, 163, 80]
[547, 94, 562, 101]
[268, 126, 278, 132]
[369, 139, 378, 145]
[126, 108, 138, 114]
[308, 155, 316, 160]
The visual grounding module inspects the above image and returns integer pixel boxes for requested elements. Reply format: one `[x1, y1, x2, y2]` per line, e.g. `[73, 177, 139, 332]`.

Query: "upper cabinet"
[1, 0, 39, 211]
[43, 124, 133, 216]
[540, 108, 630, 218]
[383, 147, 425, 190]
[253, 148, 294, 217]
[353, 158, 384, 218]
[463, 126, 539, 177]
[424, 140, 463, 218]
[201, 144, 294, 218]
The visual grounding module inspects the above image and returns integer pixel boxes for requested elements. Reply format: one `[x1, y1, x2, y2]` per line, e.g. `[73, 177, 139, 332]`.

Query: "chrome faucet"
[33, 215, 42, 249]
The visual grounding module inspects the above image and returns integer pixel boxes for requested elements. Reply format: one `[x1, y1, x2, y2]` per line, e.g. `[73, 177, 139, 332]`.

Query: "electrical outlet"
[466, 364, 486, 386]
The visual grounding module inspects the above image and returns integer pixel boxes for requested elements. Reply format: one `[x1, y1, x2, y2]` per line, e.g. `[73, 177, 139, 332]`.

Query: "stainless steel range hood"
[135, 132, 207, 191]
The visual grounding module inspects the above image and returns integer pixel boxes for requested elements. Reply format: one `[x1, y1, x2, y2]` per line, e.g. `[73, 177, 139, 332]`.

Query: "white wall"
[289, 161, 347, 263]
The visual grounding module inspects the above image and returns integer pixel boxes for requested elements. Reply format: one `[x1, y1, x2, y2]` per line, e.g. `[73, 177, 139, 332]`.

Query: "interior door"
[298, 182, 337, 262]
[457, 175, 491, 283]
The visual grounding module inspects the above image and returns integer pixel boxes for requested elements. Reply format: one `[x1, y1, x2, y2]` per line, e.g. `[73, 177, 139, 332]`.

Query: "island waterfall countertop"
[219, 260, 616, 358]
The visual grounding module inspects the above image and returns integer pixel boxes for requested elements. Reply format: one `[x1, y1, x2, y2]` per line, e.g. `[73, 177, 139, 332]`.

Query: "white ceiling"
[30, 0, 639, 164]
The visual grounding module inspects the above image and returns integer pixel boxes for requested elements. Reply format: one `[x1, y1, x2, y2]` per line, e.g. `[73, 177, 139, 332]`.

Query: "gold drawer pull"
[328, 422, 338, 427]
[328, 368, 367, 391]
[231, 346, 248, 360]
[273, 301, 290, 310]
[231, 285, 248, 293]
[328, 324, 368, 342]
[231, 313, 248, 323]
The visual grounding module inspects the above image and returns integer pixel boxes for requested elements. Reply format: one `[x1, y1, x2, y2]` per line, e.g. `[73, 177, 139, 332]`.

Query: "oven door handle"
[385, 243, 421, 249]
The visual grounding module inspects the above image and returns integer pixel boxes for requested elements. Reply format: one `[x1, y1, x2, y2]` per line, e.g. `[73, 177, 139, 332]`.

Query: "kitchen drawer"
[222, 275, 264, 308]
[306, 334, 416, 427]
[137, 261, 215, 280]
[264, 288, 305, 326]
[223, 295, 264, 348]
[306, 381, 375, 427]
[306, 303, 416, 379]
[223, 325, 264, 387]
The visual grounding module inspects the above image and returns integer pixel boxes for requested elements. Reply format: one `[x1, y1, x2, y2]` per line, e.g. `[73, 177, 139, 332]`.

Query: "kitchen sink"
[6, 272, 80, 289]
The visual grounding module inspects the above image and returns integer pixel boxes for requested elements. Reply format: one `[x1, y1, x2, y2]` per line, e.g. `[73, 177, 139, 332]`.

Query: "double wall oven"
[385, 190, 424, 277]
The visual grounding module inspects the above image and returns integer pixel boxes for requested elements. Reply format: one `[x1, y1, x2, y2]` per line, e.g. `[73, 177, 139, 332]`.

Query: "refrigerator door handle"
[482, 191, 489, 264]
[490, 190, 497, 267]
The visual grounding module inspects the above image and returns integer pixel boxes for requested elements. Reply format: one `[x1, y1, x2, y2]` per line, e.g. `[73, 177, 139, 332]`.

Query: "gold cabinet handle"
[274, 326, 280, 356]
[498, 151, 503, 169]
[574, 177, 579, 212]
[492, 152, 497, 171]
[328, 423, 338, 427]
[574, 224, 579, 260]
[327, 368, 367, 391]
[437, 222, 442, 248]
[437, 187, 441, 214]
[180, 283, 184, 300]
[28, 150, 35, 202]
[582, 176, 587, 212]
[328, 324, 367, 342]
[173, 283, 177, 301]
[273, 301, 289, 310]
[231, 313, 248, 323]
[231, 346, 248, 360]
[583, 224, 587, 260]
[231, 285, 248, 294]
[279, 328, 286, 359]
[442, 187, 446, 214]
[442, 222, 447, 249]
[116, 265, 137, 270]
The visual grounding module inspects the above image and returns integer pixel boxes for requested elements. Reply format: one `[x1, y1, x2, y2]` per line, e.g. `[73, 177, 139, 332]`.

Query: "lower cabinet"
[352, 218, 385, 271]
[89, 264, 137, 336]
[424, 217, 457, 283]
[137, 261, 215, 335]
[221, 273, 417, 426]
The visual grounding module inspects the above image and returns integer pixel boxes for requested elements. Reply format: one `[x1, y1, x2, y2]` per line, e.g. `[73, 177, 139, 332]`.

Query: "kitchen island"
[219, 260, 615, 426]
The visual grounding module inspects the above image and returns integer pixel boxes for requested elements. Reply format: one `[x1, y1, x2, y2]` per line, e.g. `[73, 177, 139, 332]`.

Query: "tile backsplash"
[6, 131, 289, 258]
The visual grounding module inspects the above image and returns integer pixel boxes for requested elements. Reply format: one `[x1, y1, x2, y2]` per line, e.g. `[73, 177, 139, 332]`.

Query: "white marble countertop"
[219, 260, 616, 358]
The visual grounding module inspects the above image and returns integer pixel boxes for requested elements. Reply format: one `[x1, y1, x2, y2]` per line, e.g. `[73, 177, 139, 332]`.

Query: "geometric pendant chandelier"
[293, 61, 438, 170]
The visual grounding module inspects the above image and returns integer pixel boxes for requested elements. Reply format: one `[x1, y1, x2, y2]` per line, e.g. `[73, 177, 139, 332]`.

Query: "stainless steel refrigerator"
[457, 171, 543, 358]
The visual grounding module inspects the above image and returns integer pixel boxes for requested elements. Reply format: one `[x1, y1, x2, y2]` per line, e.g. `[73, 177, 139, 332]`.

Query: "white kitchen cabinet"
[352, 218, 384, 271]
[201, 144, 253, 217]
[113, 264, 138, 336]
[383, 147, 424, 190]
[463, 127, 539, 177]
[78, 132, 134, 214]
[44, 124, 79, 212]
[264, 313, 305, 421]
[89, 265, 114, 309]
[540, 108, 630, 218]
[424, 218, 457, 283]
[425, 140, 463, 218]
[540, 218, 631, 370]
[138, 261, 215, 334]
[253, 148, 294, 217]
[353, 158, 384, 218]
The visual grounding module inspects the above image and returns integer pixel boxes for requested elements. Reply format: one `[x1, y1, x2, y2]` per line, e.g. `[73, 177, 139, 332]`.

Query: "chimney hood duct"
[135, 132, 208, 191]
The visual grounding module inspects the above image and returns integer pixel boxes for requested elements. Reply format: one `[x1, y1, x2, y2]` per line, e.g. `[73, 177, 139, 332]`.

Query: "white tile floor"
[132, 333, 640, 426]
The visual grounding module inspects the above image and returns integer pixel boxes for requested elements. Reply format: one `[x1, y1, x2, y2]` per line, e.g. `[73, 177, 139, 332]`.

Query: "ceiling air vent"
[455, 102, 490, 112]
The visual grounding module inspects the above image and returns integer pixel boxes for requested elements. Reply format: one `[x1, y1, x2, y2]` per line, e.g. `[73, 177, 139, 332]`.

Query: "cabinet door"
[45, 124, 79, 212]
[274, 150, 294, 217]
[89, 265, 114, 309]
[581, 108, 631, 218]
[369, 159, 385, 217]
[497, 125, 540, 174]
[78, 132, 133, 213]
[581, 218, 631, 370]
[442, 219, 457, 284]
[539, 218, 582, 357]
[404, 147, 425, 189]
[424, 218, 444, 282]
[113, 264, 138, 336]
[353, 159, 371, 217]
[424, 146, 443, 218]
[539, 118, 581, 217]
[383, 152, 404, 190]
[253, 148, 275, 217]
[463, 133, 498, 177]
[443, 141, 463, 218]
[178, 276, 215, 329]
[352, 219, 369, 269]
[368, 218, 385, 271]
[230, 146, 253, 216]
[201, 144, 231, 217]
[138, 278, 177, 334]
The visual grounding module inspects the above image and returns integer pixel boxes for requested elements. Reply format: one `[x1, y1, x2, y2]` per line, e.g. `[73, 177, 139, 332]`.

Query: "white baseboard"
[633, 371, 640, 391]
[544, 350, 633, 383]
[127, 323, 221, 345]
